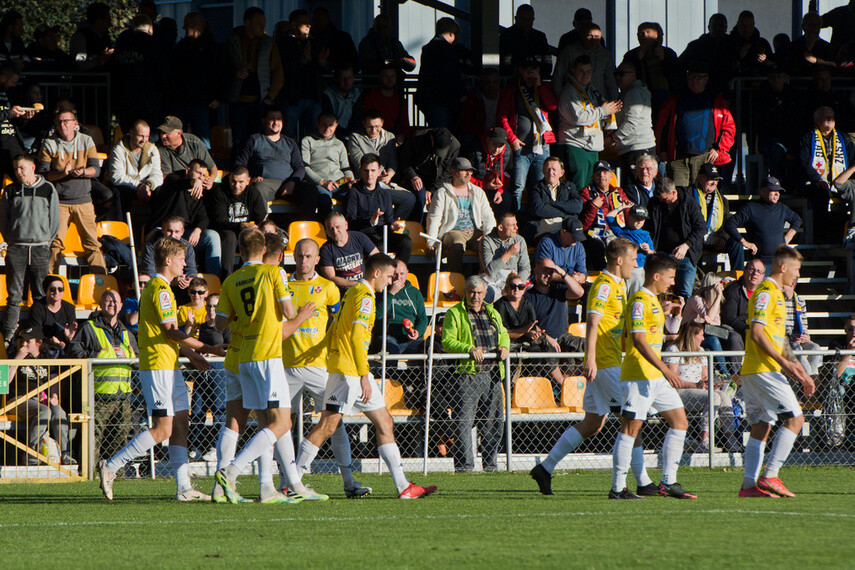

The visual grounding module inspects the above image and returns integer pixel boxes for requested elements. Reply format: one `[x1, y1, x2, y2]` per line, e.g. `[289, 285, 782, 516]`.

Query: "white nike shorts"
[583, 366, 621, 415]
[238, 359, 291, 410]
[286, 366, 328, 412]
[620, 377, 684, 419]
[323, 372, 385, 416]
[224, 368, 242, 402]
[742, 371, 803, 426]
[140, 369, 189, 417]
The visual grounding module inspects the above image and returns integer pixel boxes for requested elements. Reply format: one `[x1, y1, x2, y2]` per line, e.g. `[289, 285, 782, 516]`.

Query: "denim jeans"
[2, 244, 49, 338]
[172, 105, 211, 149]
[185, 228, 222, 277]
[675, 256, 698, 299]
[511, 148, 546, 212]
[284, 99, 321, 140]
[701, 335, 729, 376]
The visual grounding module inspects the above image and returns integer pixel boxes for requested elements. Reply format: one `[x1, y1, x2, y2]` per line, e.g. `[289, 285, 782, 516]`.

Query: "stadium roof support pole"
[421, 232, 443, 475]
[792, 0, 805, 41]
[606, 0, 617, 60]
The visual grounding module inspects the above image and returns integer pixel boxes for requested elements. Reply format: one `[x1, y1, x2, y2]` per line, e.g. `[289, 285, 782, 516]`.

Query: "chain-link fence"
[3, 350, 854, 482]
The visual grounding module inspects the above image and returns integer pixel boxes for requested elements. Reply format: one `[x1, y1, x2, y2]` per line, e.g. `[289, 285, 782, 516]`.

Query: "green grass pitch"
[1, 467, 853, 568]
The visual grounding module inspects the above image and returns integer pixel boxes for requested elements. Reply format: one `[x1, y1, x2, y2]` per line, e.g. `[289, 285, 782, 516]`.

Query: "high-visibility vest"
[90, 321, 134, 395]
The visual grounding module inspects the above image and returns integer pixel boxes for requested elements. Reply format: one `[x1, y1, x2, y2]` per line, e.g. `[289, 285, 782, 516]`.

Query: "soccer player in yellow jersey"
[532, 239, 656, 494]
[610, 253, 697, 500]
[212, 231, 314, 503]
[294, 253, 436, 499]
[214, 229, 314, 504]
[98, 237, 226, 501]
[739, 245, 814, 498]
[282, 238, 373, 498]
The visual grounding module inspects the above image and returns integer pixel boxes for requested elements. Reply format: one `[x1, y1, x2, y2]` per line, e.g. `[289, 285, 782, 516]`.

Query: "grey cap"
[157, 115, 183, 133]
[451, 157, 475, 171]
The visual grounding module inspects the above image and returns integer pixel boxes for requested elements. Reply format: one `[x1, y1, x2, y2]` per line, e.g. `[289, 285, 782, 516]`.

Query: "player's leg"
[365, 406, 436, 498]
[99, 370, 175, 500]
[657, 405, 696, 499]
[295, 410, 343, 478]
[755, 372, 804, 497]
[740, 372, 790, 497]
[531, 413, 605, 494]
[610, 380, 648, 499]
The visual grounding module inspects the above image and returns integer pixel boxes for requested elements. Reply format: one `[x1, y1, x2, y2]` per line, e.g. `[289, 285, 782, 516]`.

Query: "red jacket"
[579, 185, 630, 231]
[654, 91, 735, 166]
[470, 133, 509, 195]
[497, 81, 558, 145]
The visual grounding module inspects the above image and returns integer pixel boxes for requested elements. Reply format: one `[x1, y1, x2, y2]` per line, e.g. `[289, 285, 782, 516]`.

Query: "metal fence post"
[707, 353, 715, 469]
[421, 234, 443, 475]
[87, 360, 95, 481]
[505, 354, 512, 471]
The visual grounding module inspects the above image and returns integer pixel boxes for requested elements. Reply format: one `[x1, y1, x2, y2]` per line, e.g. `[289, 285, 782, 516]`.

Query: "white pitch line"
[0, 509, 852, 530]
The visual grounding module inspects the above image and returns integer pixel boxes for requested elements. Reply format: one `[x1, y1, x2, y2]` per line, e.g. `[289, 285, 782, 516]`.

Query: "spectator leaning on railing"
[441, 275, 509, 473]
[67, 289, 138, 464]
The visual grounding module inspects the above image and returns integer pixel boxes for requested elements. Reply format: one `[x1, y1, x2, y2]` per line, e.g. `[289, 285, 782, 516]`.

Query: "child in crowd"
[607, 204, 654, 295]
[177, 276, 208, 339]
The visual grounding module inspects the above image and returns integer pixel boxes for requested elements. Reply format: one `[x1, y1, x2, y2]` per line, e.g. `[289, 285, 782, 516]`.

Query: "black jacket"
[721, 278, 751, 337]
[206, 182, 268, 234]
[397, 128, 459, 193]
[527, 180, 582, 221]
[645, 187, 707, 265]
[345, 183, 394, 232]
[624, 179, 662, 207]
[149, 173, 209, 231]
[169, 34, 223, 107]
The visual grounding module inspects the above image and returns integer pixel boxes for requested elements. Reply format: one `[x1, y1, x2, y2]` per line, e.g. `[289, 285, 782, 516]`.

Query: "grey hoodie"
[0, 175, 60, 244]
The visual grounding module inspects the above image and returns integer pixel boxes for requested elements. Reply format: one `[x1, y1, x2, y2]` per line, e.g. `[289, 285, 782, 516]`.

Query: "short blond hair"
[154, 237, 187, 271]
[772, 244, 803, 271]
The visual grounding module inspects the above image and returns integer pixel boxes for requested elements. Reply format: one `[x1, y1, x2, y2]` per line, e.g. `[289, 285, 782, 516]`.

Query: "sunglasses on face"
[189, 290, 207, 295]
[49, 286, 64, 293]
[509, 283, 526, 291]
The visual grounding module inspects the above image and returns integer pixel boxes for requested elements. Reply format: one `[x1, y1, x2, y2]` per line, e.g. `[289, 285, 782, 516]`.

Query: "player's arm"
[282, 302, 317, 339]
[630, 330, 683, 389]
[276, 268, 297, 320]
[748, 321, 815, 396]
[179, 345, 212, 371]
[214, 312, 233, 331]
[582, 312, 602, 381]
[161, 320, 226, 356]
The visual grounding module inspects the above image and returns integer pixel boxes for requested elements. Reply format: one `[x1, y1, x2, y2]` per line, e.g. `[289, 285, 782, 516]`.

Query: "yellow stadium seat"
[384, 378, 417, 416]
[586, 271, 601, 283]
[567, 322, 586, 337]
[286, 221, 326, 253]
[561, 376, 586, 412]
[112, 125, 123, 144]
[85, 124, 106, 151]
[97, 221, 131, 244]
[62, 222, 86, 257]
[427, 272, 465, 308]
[502, 383, 521, 414]
[513, 376, 565, 413]
[405, 272, 420, 292]
[27, 274, 73, 306]
[199, 273, 221, 295]
[402, 221, 427, 254]
[718, 270, 743, 282]
[76, 274, 119, 310]
[1, 174, 11, 189]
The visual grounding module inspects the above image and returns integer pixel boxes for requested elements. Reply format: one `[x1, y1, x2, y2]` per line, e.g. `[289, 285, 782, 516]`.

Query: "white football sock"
[660, 428, 686, 485]
[631, 444, 653, 486]
[296, 439, 320, 478]
[258, 447, 276, 497]
[106, 429, 156, 473]
[378, 442, 409, 493]
[168, 445, 191, 492]
[230, 428, 277, 472]
[541, 426, 584, 473]
[331, 424, 356, 488]
[274, 431, 301, 489]
[742, 437, 765, 488]
[216, 427, 239, 471]
[611, 432, 635, 492]
[762, 427, 798, 479]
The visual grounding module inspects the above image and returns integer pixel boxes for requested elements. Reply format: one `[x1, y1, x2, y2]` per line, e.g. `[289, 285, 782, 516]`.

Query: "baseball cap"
[697, 163, 722, 180]
[19, 327, 45, 341]
[593, 160, 612, 173]
[487, 127, 508, 145]
[157, 116, 183, 133]
[561, 217, 586, 241]
[432, 128, 453, 157]
[762, 175, 785, 193]
[451, 157, 475, 171]
[627, 205, 649, 219]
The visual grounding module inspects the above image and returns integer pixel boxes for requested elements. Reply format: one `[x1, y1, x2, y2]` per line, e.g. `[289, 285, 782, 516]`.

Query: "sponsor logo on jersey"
[754, 292, 771, 311]
[649, 325, 658, 334]
[632, 301, 644, 319]
[596, 283, 611, 301]
[158, 290, 173, 312]
[358, 297, 373, 315]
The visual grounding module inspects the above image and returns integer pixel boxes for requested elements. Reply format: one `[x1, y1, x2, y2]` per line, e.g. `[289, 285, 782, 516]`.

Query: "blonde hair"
[670, 321, 705, 365]
[153, 237, 187, 271]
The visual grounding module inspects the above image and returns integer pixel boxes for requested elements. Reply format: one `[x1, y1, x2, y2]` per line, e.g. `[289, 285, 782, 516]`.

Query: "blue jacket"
[606, 216, 654, 267]
[534, 232, 586, 275]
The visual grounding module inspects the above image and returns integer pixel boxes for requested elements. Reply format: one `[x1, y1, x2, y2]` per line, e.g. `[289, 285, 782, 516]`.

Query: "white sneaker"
[98, 459, 116, 500]
[177, 487, 212, 502]
[201, 447, 218, 462]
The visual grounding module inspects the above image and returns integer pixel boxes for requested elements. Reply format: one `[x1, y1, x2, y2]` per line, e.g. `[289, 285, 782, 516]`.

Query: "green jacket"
[441, 301, 510, 378]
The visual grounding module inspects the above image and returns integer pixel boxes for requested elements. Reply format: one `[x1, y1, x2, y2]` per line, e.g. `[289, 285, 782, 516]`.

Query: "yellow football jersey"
[327, 280, 375, 376]
[138, 275, 180, 371]
[586, 270, 626, 369]
[620, 287, 665, 381]
[217, 262, 291, 363]
[283, 273, 341, 368]
[177, 304, 207, 339]
[223, 318, 243, 374]
[741, 278, 787, 375]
